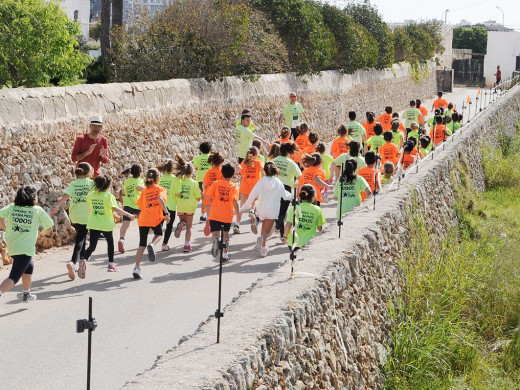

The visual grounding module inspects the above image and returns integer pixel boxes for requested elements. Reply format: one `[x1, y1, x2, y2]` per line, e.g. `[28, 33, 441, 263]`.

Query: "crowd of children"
[0, 92, 463, 301]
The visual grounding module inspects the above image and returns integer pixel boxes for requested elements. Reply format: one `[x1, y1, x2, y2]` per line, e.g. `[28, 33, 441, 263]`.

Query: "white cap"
[90, 115, 103, 125]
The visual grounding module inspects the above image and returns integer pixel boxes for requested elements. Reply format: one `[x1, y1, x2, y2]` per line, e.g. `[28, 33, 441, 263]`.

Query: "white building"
[60, 0, 90, 39]
[483, 30, 520, 86]
[123, 0, 169, 24]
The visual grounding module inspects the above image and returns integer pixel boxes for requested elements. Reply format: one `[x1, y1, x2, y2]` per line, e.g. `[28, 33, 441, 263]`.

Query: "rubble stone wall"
[120, 87, 520, 390]
[0, 63, 436, 265]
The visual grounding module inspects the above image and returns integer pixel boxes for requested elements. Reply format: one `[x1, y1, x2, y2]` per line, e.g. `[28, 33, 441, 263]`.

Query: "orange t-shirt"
[294, 133, 311, 163]
[298, 166, 326, 203]
[378, 143, 400, 166]
[330, 137, 350, 159]
[418, 106, 428, 124]
[362, 121, 379, 138]
[399, 152, 415, 170]
[378, 113, 393, 131]
[239, 160, 263, 195]
[202, 166, 223, 205]
[358, 167, 380, 193]
[206, 179, 239, 223]
[303, 145, 317, 155]
[137, 184, 167, 227]
[433, 98, 448, 110]
[277, 137, 294, 145]
[429, 125, 447, 146]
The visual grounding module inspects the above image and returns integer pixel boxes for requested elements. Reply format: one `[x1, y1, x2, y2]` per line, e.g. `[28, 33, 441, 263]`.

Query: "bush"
[453, 26, 488, 54]
[321, 4, 378, 73]
[85, 58, 110, 84]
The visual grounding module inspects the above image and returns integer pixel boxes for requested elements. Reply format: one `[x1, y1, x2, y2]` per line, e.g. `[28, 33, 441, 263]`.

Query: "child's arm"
[137, 186, 145, 191]
[113, 206, 136, 221]
[0, 217, 6, 231]
[158, 197, 171, 223]
[50, 194, 71, 217]
[38, 227, 53, 239]
[283, 221, 292, 243]
[233, 200, 241, 223]
[313, 176, 334, 189]
[253, 135, 270, 147]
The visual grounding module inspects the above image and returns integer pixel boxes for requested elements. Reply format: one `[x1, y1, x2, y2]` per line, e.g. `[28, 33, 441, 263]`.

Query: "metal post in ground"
[215, 225, 225, 343]
[76, 297, 97, 390]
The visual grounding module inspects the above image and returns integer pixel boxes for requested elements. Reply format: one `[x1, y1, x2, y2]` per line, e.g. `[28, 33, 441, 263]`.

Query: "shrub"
[453, 26, 488, 55]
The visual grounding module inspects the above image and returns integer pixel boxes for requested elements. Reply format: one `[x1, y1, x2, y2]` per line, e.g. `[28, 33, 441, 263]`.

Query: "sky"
[330, 0, 520, 31]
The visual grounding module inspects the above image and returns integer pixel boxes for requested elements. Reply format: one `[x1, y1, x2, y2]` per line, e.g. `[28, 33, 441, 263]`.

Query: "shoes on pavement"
[174, 221, 185, 238]
[200, 214, 207, 222]
[67, 261, 76, 280]
[147, 244, 156, 262]
[253, 237, 262, 253]
[132, 267, 142, 279]
[222, 253, 230, 263]
[107, 263, 119, 272]
[118, 239, 125, 253]
[211, 239, 220, 258]
[161, 244, 170, 251]
[22, 292, 37, 303]
[249, 210, 258, 234]
[78, 259, 87, 279]
[260, 246, 269, 258]
[232, 223, 240, 235]
[183, 244, 193, 252]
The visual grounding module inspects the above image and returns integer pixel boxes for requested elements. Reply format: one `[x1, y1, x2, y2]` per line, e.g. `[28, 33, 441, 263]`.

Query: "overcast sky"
[331, 0, 520, 31]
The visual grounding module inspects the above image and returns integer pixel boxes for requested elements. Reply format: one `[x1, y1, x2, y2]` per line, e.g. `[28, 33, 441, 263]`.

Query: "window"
[73, 10, 79, 21]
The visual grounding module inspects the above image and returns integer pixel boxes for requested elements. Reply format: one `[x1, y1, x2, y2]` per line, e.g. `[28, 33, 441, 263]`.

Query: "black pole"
[215, 226, 224, 343]
[479, 90, 483, 112]
[484, 90, 487, 108]
[467, 100, 471, 123]
[373, 158, 380, 210]
[337, 163, 344, 238]
[87, 297, 92, 390]
[290, 188, 298, 279]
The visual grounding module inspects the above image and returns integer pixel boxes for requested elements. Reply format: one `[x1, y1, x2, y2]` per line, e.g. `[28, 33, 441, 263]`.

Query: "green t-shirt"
[273, 156, 302, 188]
[87, 191, 118, 232]
[402, 107, 422, 128]
[334, 176, 370, 218]
[347, 121, 366, 143]
[0, 204, 54, 257]
[177, 178, 201, 213]
[158, 174, 182, 210]
[392, 131, 404, 147]
[64, 177, 94, 225]
[334, 154, 366, 174]
[123, 177, 144, 210]
[258, 154, 266, 164]
[407, 130, 420, 142]
[192, 153, 212, 182]
[235, 118, 255, 131]
[281, 102, 305, 128]
[366, 135, 385, 152]
[382, 175, 393, 185]
[235, 125, 256, 159]
[420, 147, 429, 156]
[286, 202, 325, 248]
[453, 122, 461, 132]
[320, 153, 334, 180]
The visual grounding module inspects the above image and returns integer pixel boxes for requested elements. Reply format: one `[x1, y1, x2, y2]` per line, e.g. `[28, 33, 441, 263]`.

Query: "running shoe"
[147, 244, 156, 262]
[118, 239, 125, 253]
[253, 237, 262, 253]
[222, 253, 231, 263]
[161, 244, 170, 251]
[78, 259, 87, 279]
[211, 239, 220, 257]
[174, 221, 185, 238]
[233, 223, 240, 234]
[203, 220, 211, 237]
[260, 246, 269, 258]
[22, 292, 37, 303]
[200, 215, 207, 222]
[107, 263, 119, 272]
[132, 267, 142, 279]
[183, 244, 193, 252]
[66, 261, 76, 281]
[249, 210, 258, 234]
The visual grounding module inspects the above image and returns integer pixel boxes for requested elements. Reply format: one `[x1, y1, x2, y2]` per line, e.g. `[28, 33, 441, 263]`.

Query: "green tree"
[346, 1, 394, 69]
[0, 0, 90, 88]
[453, 26, 488, 54]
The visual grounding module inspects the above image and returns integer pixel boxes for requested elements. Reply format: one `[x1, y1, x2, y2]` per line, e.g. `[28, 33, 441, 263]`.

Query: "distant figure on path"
[71, 116, 109, 177]
[495, 65, 502, 87]
[279, 92, 309, 140]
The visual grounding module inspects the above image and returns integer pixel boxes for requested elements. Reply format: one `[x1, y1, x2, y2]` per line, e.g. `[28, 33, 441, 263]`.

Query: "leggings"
[163, 209, 177, 245]
[276, 184, 293, 231]
[8, 255, 33, 285]
[71, 223, 88, 264]
[83, 230, 114, 263]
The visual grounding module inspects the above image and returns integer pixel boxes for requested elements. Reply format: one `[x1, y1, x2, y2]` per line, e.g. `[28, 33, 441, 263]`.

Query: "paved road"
[0, 87, 480, 390]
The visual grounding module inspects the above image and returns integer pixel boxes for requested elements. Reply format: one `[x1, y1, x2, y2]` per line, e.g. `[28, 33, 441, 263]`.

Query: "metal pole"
[373, 158, 380, 210]
[338, 163, 344, 238]
[290, 188, 298, 279]
[467, 100, 471, 123]
[87, 297, 93, 390]
[215, 226, 224, 343]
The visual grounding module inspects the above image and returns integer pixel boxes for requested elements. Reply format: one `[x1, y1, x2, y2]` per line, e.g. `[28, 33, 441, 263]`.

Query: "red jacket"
[71, 134, 109, 177]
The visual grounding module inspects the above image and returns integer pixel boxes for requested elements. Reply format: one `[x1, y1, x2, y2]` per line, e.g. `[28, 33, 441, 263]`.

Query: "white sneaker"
[132, 267, 142, 279]
[253, 237, 262, 253]
[260, 246, 269, 258]
[161, 244, 170, 251]
[249, 210, 258, 234]
[66, 261, 76, 280]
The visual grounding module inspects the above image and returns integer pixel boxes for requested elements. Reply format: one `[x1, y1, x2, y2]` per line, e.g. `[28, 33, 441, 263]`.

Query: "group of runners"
[0, 91, 462, 302]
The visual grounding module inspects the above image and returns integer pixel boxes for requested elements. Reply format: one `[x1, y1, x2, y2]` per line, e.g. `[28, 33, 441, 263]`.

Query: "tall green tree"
[453, 26, 488, 54]
[0, 0, 90, 88]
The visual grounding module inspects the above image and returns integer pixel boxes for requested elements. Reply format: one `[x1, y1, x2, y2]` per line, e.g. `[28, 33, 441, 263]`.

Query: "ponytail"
[263, 162, 279, 177]
[93, 175, 111, 192]
[207, 152, 225, 167]
[341, 159, 357, 183]
[174, 155, 193, 178]
[280, 142, 298, 157]
[145, 168, 160, 187]
[244, 146, 259, 167]
[14, 186, 38, 207]
[75, 162, 92, 177]
[267, 143, 280, 160]
[157, 159, 174, 174]
[299, 184, 316, 202]
[308, 132, 319, 145]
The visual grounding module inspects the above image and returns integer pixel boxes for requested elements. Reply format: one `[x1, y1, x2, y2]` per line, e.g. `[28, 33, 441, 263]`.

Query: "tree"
[453, 26, 488, 54]
[0, 0, 90, 88]
[100, 0, 111, 64]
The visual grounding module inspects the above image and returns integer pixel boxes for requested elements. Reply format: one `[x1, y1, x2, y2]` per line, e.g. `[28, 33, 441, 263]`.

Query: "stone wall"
[0, 63, 436, 265]
[120, 86, 520, 389]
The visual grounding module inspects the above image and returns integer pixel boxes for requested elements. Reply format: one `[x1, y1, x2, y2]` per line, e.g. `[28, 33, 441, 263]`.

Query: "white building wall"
[60, 0, 90, 39]
[484, 31, 520, 86]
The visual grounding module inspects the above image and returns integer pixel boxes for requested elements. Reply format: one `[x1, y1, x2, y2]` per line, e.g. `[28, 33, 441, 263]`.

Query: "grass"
[382, 128, 520, 389]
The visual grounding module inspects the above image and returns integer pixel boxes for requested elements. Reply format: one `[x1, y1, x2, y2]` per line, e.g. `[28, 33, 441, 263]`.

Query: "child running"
[174, 156, 201, 252]
[133, 168, 170, 279]
[118, 164, 144, 254]
[238, 146, 264, 234]
[334, 159, 371, 219]
[267, 143, 281, 161]
[158, 159, 181, 251]
[299, 153, 334, 206]
[399, 141, 416, 170]
[334, 140, 366, 178]
[294, 123, 311, 164]
[206, 163, 241, 262]
[277, 127, 293, 144]
[365, 123, 385, 154]
[379, 131, 400, 167]
[50, 162, 93, 280]
[252, 140, 266, 163]
[283, 184, 325, 251]
[378, 106, 393, 131]
[316, 142, 334, 194]
[81, 175, 135, 277]
[330, 124, 350, 159]
[363, 111, 378, 139]
[192, 142, 212, 222]
[240, 162, 292, 257]
[357, 151, 381, 199]
[201, 152, 224, 236]
[0, 186, 54, 302]
[303, 132, 319, 155]
[381, 162, 395, 185]
[419, 136, 431, 156]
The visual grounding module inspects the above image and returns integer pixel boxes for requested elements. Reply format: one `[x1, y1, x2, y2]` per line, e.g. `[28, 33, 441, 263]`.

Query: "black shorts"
[238, 157, 244, 164]
[123, 206, 140, 221]
[198, 182, 203, 193]
[138, 221, 164, 247]
[209, 220, 231, 232]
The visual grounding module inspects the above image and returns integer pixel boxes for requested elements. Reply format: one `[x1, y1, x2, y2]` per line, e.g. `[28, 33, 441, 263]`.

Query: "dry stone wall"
[0, 63, 436, 265]
[119, 86, 520, 390]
